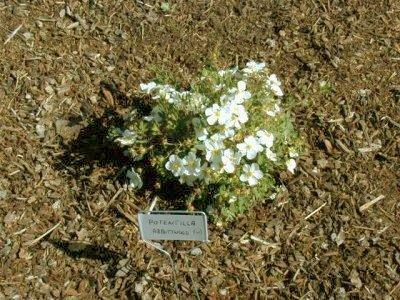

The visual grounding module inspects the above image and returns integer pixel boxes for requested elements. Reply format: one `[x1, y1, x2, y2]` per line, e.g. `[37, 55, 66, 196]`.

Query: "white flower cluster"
[113, 60, 304, 223]
[121, 61, 300, 191]
[165, 128, 279, 187]
[140, 82, 206, 113]
[161, 61, 297, 187]
[165, 152, 205, 186]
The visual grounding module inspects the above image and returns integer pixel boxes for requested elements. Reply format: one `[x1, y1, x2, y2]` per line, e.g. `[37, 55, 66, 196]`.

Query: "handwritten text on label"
[138, 211, 208, 242]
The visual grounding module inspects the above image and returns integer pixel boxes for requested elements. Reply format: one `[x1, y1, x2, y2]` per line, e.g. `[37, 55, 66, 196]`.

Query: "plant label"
[138, 211, 208, 242]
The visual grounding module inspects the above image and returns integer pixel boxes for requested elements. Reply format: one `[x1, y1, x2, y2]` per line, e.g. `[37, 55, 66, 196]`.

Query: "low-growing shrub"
[108, 61, 303, 223]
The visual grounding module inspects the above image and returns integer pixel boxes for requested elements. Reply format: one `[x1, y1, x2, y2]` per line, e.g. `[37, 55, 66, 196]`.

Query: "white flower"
[210, 133, 225, 142]
[289, 149, 299, 158]
[234, 81, 251, 103]
[204, 138, 225, 162]
[140, 82, 157, 93]
[266, 74, 283, 96]
[224, 102, 248, 129]
[143, 107, 162, 122]
[256, 130, 274, 148]
[127, 169, 143, 189]
[182, 152, 202, 176]
[265, 148, 277, 162]
[240, 163, 263, 186]
[183, 92, 207, 112]
[205, 104, 229, 125]
[204, 139, 224, 171]
[237, 80, 246, 91]
[115, 130, 137, 146]
[165, 155, 185, 177]
[204, 136, 225, 172]
[243, 61, 266, 74]
[195, 127, 208, 141]
[221, 149, 241, 173]
[154, 84, 179, 103]
[266, 103, 281, 117]
[286, 159, 297, 174]
[237, 136, 263, 160]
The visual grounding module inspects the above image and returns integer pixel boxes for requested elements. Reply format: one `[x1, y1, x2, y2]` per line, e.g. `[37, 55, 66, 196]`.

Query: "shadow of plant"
[56, 109, 129, 177]
[56, 80, 154, 178]
[56, 81, 192, 209]
[50, 239, 125, 278]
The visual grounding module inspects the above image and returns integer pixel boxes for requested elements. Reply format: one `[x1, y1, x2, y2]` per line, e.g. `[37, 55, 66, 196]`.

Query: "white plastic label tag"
[138, 211, 208, 242]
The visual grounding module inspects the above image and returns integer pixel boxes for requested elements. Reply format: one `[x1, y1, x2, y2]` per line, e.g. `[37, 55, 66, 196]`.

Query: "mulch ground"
[1, 1, 399, 299]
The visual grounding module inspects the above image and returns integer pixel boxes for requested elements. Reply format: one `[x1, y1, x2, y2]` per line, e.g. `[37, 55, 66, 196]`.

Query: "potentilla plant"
[109, 61, 303, 223]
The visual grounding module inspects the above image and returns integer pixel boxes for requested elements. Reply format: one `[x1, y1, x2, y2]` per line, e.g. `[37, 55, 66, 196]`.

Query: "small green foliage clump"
[110, 61, 303, 223]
